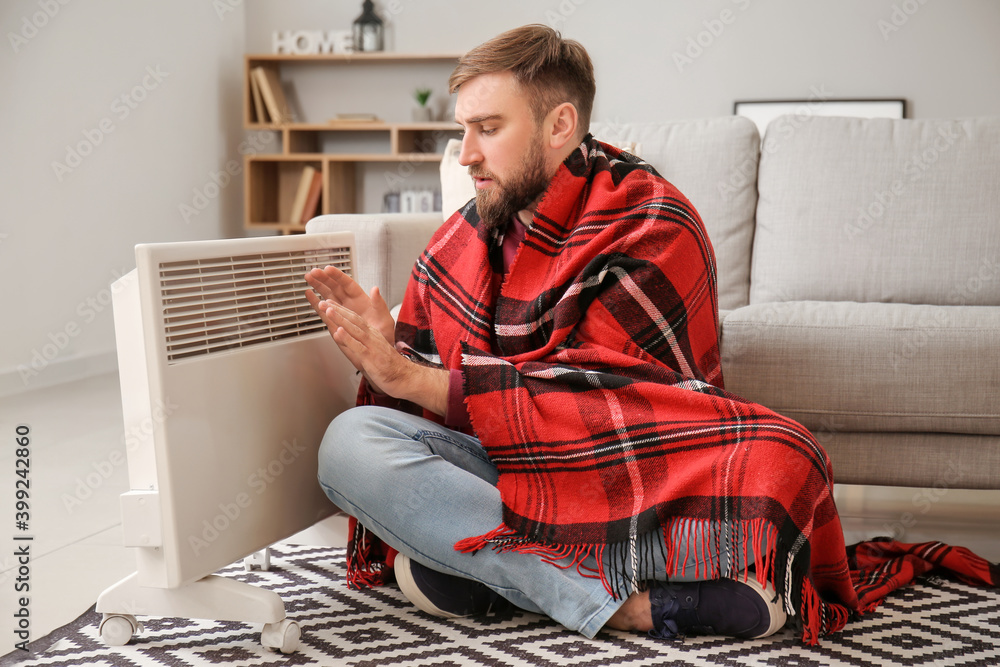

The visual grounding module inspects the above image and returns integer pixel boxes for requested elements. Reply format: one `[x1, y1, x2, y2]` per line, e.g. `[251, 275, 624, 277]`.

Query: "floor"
[1, 371, 997, 650]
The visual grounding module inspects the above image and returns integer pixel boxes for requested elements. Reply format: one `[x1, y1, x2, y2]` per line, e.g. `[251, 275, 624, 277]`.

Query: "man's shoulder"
[587, 143, 694, 211]
[579, 137, 692, 204]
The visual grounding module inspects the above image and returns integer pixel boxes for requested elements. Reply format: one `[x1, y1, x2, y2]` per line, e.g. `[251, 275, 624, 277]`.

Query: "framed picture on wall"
[733, 98, 906, 138]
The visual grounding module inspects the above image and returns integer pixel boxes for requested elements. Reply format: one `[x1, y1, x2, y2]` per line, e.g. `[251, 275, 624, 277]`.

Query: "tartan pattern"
[352, 137, 998, 644]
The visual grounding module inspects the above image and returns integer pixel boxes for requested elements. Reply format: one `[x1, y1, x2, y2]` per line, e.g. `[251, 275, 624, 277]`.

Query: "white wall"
[2, 0, 997, 397]
[245, 0, 1000, 120]
[0, 0, 246, 396]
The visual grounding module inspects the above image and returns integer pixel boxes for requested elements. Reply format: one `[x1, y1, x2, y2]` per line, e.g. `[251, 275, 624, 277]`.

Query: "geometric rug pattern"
[5, 544, 999, 667]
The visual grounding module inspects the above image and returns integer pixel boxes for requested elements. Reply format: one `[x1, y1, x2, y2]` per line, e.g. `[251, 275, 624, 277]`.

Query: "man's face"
[454, 72, 553, 230]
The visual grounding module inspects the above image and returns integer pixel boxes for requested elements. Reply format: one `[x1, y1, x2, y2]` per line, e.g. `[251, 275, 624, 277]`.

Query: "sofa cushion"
[440, 138, 475, 221]
[590, 118, 760, 312]
[720, 300, 1000, 436]
[815, 431, 1000, 488]
[752, 115, 1000, 306]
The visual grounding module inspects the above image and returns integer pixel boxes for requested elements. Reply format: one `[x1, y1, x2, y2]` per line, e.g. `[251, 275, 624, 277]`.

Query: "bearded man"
[305, 24, 998, 643]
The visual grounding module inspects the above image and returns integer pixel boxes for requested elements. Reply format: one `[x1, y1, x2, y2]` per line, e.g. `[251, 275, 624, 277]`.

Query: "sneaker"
[394, 553, 510, 618]
[648, 574, 786, 640]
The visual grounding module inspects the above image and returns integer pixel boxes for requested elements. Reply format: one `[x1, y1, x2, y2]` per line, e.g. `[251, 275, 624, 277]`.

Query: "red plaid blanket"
[348, 137, 998, 643]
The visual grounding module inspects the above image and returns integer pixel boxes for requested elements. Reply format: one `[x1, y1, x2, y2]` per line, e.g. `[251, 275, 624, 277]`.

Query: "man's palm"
[304, 266, 395, 344]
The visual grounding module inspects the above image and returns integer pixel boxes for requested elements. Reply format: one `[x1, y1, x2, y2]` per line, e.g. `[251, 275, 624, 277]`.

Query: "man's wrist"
[395, 362, 450, 417]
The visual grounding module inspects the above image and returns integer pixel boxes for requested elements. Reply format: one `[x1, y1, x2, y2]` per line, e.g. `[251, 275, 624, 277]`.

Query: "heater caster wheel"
[100, 613, 143, 647]
[261, 619, 300, 654]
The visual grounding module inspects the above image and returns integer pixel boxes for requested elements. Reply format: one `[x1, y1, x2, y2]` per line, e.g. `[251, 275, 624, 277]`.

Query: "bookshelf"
[243, 53, 463, 234]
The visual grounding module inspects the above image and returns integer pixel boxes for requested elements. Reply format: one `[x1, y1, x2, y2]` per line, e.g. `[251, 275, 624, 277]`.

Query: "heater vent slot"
[159, 247, 350, 362]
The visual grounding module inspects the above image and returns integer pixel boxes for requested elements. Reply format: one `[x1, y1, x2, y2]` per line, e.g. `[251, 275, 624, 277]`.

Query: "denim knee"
[317, 405, 381, 491]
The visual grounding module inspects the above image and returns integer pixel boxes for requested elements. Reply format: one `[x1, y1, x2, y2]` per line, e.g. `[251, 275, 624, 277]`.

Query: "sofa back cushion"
[440, 138, 476, 221]
[590, 118, 760, 312]
[751, 115, 1000, 306]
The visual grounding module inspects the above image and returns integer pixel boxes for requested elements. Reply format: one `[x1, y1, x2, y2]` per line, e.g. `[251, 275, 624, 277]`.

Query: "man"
[305, 25, 996, 644]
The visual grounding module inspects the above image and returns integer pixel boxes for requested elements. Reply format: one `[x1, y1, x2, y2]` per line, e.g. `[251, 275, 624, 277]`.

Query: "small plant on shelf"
[412, 87, 433, 122]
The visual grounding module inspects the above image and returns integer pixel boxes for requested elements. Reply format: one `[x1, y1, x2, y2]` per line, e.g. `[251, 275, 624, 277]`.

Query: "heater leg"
[244, 547, 272, 571]
[97, 571, 299, 652]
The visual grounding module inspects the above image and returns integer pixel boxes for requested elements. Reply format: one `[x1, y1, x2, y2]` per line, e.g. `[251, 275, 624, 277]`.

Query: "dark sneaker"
[395, 553, 511, 618]
[648, 573, 786, 640]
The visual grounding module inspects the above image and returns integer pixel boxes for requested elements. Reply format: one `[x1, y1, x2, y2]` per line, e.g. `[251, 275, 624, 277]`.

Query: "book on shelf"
[248, 68, 269, 123]
[299, 169, 323, 223]
[288, 165, 316, 223]
[251, 66, 293, 124]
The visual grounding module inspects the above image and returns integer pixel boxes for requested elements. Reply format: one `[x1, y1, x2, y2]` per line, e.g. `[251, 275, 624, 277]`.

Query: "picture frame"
[733, 98, 906, 137]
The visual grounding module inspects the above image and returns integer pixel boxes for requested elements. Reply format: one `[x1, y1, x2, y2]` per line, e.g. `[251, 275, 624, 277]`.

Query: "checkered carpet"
[5, 544, 999, 666]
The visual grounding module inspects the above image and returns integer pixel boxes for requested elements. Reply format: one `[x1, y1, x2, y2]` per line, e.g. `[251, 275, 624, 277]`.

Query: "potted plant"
[412, 87, 433, 122]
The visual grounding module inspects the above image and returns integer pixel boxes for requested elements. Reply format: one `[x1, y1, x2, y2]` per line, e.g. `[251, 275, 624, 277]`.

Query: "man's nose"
[458, 134, 482, 167]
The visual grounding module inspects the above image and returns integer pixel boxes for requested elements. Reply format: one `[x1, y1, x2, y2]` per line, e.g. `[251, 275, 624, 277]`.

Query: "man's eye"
[481, 128, 496, 136]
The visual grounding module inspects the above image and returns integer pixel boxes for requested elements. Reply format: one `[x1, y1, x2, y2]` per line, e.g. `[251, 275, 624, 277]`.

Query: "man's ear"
[546, 102, 579, 151]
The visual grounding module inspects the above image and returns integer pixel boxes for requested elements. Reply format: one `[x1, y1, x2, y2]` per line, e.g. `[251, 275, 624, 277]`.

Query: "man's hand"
[318, 301, 449, 415]
[304, 266, 448, 415]
[304, 265, 395, 344]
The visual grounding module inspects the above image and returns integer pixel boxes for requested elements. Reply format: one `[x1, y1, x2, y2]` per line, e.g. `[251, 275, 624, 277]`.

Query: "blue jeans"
[317, 406, 758, 638]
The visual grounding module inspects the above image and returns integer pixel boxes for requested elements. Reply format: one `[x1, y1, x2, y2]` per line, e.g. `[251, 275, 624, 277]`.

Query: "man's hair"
[449, 24, 595, 137]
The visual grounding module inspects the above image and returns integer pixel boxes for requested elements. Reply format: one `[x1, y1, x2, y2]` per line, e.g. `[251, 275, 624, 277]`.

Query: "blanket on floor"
[347, 137, 998, 644]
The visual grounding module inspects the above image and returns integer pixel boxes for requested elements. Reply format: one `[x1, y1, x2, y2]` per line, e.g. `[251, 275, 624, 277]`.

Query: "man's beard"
[470, 141, 550, 232]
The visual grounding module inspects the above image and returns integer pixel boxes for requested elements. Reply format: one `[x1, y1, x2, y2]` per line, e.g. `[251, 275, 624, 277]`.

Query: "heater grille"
[159, 246, 350, 362]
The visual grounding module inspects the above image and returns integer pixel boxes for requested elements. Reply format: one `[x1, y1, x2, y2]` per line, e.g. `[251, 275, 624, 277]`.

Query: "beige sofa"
[307, 114, 1000, 490]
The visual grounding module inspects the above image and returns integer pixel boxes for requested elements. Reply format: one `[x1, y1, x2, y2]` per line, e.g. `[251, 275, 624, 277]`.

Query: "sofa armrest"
[306, 213, 442, 308]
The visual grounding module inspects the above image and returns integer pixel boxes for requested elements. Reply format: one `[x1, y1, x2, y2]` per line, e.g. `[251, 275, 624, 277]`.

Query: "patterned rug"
[5, 545, 999, 667]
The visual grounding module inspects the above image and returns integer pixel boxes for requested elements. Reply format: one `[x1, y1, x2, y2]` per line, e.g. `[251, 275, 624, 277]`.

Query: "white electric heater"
[96, 232, 360, 653]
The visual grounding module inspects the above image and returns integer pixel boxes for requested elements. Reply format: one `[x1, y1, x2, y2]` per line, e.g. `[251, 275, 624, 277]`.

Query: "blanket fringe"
[355, 510, 997, 646]
[800, 576, 822, 645]
[456, 517, 787, 606]
[346, 517, 388, 589]
[660, 517, 779, 593]
[798, 575, 851, 645]
[455, 524, 617, 596]
[453, 518, 945, 647]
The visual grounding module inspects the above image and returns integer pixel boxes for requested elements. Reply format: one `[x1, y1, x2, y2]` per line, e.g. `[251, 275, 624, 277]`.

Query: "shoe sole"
[395, 553, 464, 619]
[740, 573, 788, 638]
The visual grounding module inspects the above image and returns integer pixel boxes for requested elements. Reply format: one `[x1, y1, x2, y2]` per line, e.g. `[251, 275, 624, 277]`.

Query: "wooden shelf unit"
[242, 53, 463, 234]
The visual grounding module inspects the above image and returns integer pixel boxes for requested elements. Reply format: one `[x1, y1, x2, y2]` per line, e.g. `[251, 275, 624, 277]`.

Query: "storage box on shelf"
[243, 53, 463, 234]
